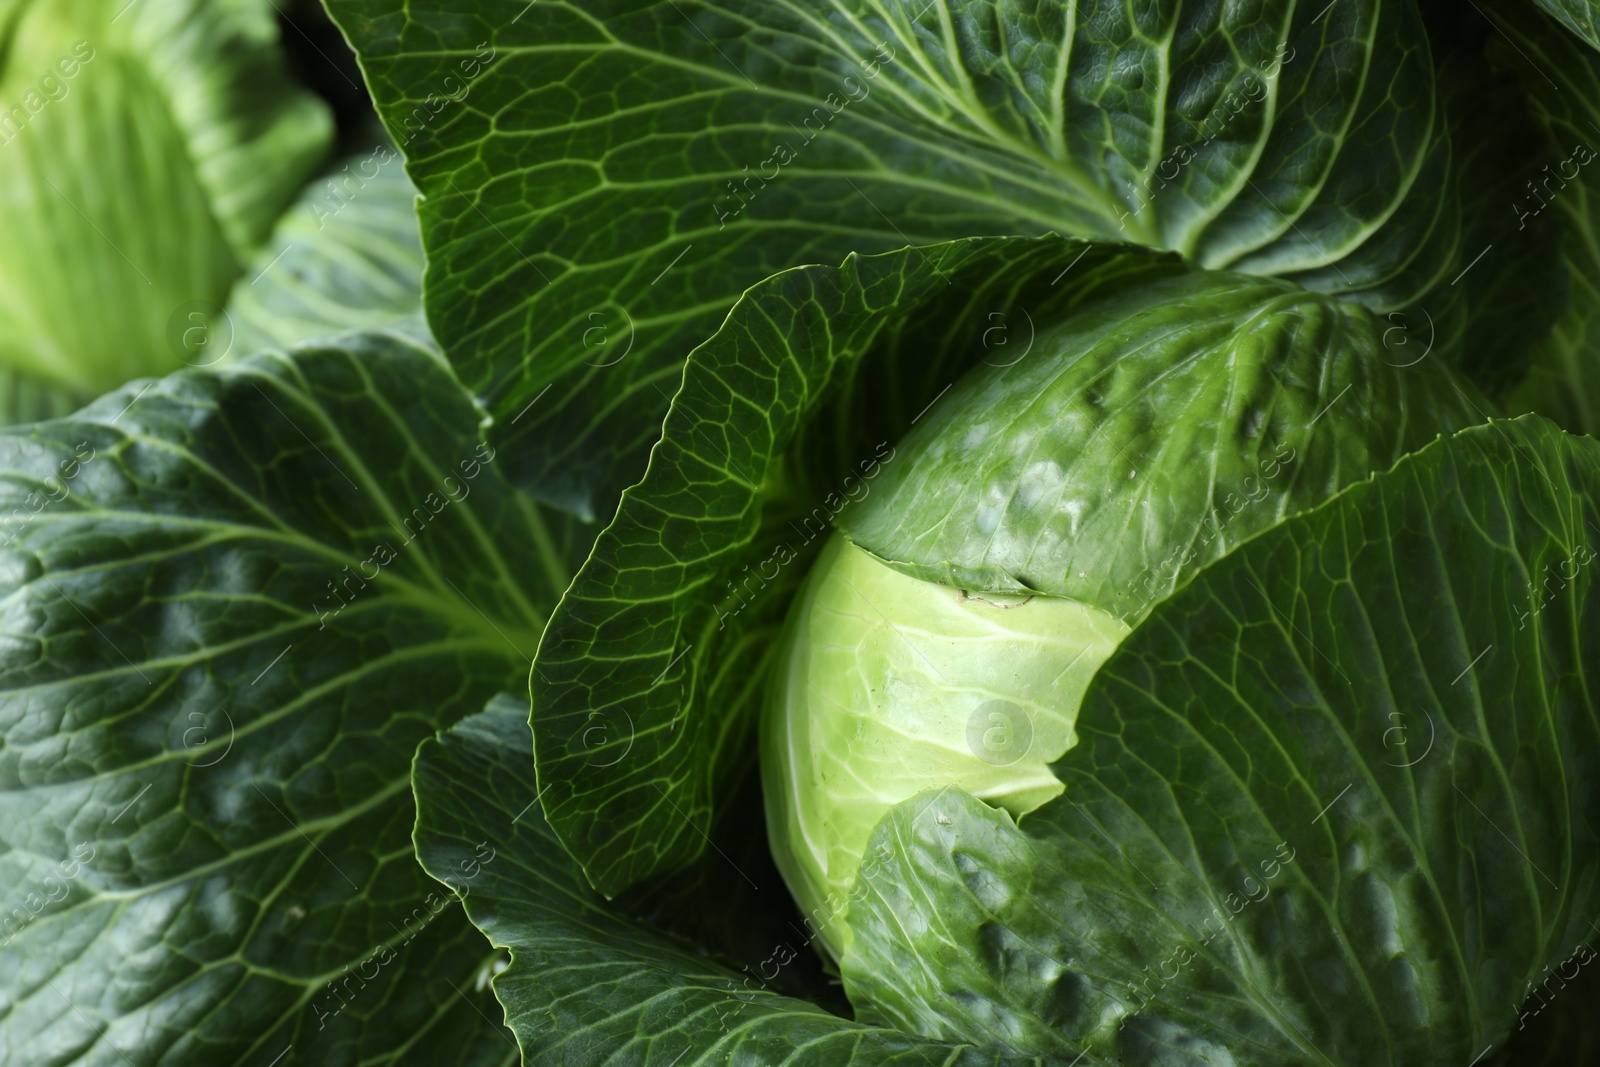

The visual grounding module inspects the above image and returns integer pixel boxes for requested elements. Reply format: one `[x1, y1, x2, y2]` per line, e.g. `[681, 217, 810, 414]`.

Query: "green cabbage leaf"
[0, 0, 331, 421]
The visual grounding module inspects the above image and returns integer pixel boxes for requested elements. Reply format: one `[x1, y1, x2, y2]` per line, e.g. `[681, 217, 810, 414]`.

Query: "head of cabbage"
[761, 270, 1481, 958]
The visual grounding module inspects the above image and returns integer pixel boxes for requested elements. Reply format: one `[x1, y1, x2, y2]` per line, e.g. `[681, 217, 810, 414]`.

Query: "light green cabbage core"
[762, 534, 1128, 958]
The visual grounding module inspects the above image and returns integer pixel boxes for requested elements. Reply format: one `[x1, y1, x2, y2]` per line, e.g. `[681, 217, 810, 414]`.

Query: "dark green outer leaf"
[1482, 0, 1600, 436]
[1484, 949, 1600, 1065]
[0, 335, 581, 1065]
[412, 693, 1072, 1067]
[532, 237, 1190, 897]
[844, 418, 1600, 1065]
[1418, 40, 1569, 397]
[326, 0, 1461, 515]
[840, 269, 1484, 617]
[612, 744, 854, 1014]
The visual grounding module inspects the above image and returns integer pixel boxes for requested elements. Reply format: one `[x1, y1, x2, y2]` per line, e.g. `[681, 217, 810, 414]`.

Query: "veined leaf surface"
[0, 334, 587, 1065]
[845, 417, 1600, 1065]
[328, 0, 1480, 513]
